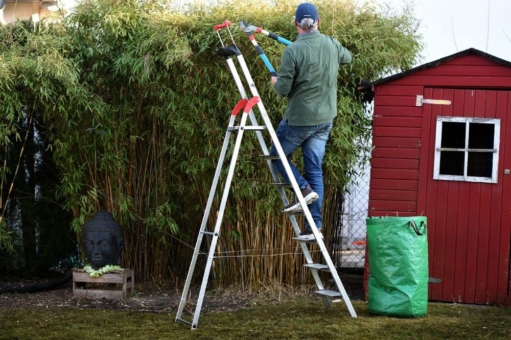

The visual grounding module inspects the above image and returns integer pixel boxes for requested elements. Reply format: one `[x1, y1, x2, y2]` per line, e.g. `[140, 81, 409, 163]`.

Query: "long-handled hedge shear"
[240, 21, 292, 46]
[238, 21, 295, 77]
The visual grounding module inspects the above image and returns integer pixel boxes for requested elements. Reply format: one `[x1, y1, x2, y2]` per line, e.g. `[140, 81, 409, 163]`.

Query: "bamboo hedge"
[0, 0, 422, 286]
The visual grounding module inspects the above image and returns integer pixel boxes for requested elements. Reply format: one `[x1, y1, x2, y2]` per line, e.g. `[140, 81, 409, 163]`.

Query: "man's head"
[295, 3, 319, 31]
[83, 210, 125, 269]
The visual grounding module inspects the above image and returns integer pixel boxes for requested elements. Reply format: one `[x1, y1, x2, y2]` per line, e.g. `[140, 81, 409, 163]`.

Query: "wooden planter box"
[73, 268, 134, 300]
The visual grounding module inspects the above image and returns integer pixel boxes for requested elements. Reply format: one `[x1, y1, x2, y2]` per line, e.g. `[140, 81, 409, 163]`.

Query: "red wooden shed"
[365, 48, 511, 305]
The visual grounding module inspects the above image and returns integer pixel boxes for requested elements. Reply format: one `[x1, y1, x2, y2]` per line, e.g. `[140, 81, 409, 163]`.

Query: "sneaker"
[283, 196, 304, 213]
[301, 184, 319, 204]
[297, 229, 324, 241]
[283, 184, 318, 213]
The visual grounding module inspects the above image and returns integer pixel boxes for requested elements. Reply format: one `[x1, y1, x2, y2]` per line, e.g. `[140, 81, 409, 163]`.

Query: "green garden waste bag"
[366, 216, 428, 317]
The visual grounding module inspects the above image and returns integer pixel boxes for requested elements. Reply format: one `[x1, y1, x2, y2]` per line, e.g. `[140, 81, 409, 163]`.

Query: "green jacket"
[273, 31, 352, 126]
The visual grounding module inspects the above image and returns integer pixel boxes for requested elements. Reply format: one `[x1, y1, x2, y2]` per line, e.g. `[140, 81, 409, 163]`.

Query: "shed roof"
[373, 48, 511, 86]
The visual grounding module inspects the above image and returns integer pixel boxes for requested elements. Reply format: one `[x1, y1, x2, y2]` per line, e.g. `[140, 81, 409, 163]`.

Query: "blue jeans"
[270, 120, 333, 232]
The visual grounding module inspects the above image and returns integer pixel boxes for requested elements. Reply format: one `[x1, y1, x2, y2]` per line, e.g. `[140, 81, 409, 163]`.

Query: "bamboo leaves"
[0, 0, 422, 285]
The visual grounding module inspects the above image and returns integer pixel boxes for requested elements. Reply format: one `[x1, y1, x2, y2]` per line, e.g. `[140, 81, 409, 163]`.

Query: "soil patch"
[0, 273, 365, 314]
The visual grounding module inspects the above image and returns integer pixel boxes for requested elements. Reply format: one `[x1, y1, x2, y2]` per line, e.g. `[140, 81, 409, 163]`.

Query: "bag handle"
[409, 220, 427, 236]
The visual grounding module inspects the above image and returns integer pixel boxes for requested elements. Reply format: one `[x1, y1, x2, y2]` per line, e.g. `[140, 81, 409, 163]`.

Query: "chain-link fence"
[332, 161, 371, 269]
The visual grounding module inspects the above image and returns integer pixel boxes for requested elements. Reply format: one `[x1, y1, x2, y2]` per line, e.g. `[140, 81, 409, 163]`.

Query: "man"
[270, 2, 352, 240]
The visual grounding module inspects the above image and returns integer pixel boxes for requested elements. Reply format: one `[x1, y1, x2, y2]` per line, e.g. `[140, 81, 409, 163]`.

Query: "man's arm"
[272, 50, 295, 96]
[338, 44, 352, 64]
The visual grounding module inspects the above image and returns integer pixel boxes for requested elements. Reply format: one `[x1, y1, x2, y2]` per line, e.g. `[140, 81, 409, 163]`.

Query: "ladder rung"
[271, 182, 292, 187]
[259, 154, 281, 160]
[292, 235, 323, 242]
[175, 317, 193, 326]
[304, 263, 330, 271]
[283, 210, 304, 215]
[200, 231, 218, 236]
[315, 289, 342, 297]
[227, 126, 267, 132]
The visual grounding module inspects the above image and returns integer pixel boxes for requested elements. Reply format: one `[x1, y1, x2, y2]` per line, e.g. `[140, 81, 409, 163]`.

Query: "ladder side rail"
[191, 98, 256, 329]
[176, 100, 246, 325]
[321, 243, 358, 317]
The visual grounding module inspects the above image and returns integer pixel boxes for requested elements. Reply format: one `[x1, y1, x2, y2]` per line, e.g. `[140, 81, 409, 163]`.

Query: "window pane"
[441, 122, 465, 148]
[467, 152, 493, 177]
[439, 151, 464, 176]
[469, 123, 494, 149]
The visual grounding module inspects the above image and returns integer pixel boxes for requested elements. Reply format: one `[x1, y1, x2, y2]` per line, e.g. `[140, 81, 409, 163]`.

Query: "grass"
[1, 297, 511, 340]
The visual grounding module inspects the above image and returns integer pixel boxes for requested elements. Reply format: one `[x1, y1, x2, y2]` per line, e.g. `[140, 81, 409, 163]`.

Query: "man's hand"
[271, 76, 278, 86]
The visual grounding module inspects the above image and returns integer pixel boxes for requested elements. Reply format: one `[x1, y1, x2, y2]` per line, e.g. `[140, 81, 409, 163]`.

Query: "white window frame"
[433, 117, 500, 183]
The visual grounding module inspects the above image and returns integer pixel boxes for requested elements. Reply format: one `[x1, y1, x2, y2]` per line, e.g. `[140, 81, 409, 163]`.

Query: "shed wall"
[369, 54, 511, 217]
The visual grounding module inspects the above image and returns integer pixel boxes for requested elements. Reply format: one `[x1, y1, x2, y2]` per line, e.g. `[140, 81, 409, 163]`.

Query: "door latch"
[416, 95, 452, 107]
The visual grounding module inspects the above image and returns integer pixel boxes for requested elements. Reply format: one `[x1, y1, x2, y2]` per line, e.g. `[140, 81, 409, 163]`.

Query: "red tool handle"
[214, 20, 231, 31]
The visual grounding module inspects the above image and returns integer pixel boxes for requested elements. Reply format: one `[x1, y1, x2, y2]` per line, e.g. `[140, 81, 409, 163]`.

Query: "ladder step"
[200, 231, 218, 236]
[283, 210, 304, 215]
[271, 182, 292, 187]
[175, 317, 193, 326]
[227, 126, 267, 131]
[315, 289, 342, 297]
[259, 154, 281, 160]
[245, 126, 267, 131]
[304, 263, 330, 271]
[292, 235, 322, 242]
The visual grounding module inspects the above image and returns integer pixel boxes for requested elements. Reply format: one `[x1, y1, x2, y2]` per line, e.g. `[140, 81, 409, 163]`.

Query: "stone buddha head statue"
[82, 210, 125, 269]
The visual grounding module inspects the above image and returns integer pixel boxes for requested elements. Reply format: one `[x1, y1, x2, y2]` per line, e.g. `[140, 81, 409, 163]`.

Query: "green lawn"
[2, 297, 510, 340]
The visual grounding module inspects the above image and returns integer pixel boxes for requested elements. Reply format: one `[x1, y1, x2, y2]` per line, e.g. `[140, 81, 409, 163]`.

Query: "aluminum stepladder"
[175, 20, 357, 330]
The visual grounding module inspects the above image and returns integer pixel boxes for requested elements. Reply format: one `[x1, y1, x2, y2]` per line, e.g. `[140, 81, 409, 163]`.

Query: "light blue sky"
[374, 0, 511, 64]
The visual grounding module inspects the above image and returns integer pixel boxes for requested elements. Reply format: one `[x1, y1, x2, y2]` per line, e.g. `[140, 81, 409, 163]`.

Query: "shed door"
[418, 88, 511, 304]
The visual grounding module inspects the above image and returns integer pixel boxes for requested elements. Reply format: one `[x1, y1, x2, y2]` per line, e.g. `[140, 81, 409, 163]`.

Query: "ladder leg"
[176, 113, 238, 325]
[189, 104, 253, 329]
